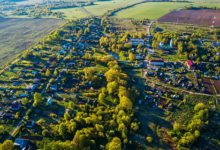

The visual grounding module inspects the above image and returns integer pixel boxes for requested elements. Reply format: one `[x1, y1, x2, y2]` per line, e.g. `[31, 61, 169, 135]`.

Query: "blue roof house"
[47, 97, 53, 105]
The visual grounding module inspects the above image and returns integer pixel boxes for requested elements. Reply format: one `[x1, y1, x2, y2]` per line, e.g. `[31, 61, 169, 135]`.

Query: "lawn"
[0, 18, 67, 67]
[112, 2, 220, 20]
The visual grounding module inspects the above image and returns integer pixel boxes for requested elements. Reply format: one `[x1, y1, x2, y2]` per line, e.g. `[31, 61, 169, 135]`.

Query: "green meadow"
[112, 2, 220, 20]
[52, 7, 89, 19]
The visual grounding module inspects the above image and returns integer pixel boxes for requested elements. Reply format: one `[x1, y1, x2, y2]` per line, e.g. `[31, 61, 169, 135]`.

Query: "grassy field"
[0, 18, 67, 66]
[52, 7, 89, 19]
[8, 1, 220, 20]
[113, 2, 220, 20]
[50, 0, 145, 18]
[113, 2, 190, 20]
[84, 0, 144, 16]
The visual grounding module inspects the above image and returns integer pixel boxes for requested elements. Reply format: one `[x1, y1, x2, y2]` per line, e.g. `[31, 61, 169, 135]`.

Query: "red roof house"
[186, 60, 195, 69]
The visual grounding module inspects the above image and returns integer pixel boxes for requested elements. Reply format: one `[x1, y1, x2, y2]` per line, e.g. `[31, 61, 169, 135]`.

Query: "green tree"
[107, 137, 121, 150]
[120, 96, 133, 110]
[0, 140, 14, 150]
[33, 93, 42, 108]
[54, 68, 59, 77]
[46, 69, 51, 77]
[177, 42, 183, 55]
[107, 81, 118, 95]
[173, 122, 181, 131]
[137, 43, 142, 49]
[128, 52, 136, 62]
[194, 103, 205, 112]
[124, 43, 132, 49]
[146, 136, 153, 143]
[130, 122, 139, 132]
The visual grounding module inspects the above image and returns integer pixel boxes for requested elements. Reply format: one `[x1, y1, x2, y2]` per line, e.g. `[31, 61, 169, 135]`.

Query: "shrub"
[146, 136, 153, 143]
[194, 103, 206, 112]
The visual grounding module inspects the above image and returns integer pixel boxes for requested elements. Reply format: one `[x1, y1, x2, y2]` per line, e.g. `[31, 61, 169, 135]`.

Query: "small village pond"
[108, 52, 120, 60]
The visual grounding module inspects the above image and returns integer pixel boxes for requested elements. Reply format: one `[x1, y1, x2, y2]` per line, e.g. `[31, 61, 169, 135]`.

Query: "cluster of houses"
[140, 82, 184, 111]
[146, 59, 197, 90]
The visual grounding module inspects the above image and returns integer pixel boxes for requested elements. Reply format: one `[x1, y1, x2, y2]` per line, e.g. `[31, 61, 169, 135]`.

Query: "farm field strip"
[158, 9, 220, 26]
[0, 18, 67, 67]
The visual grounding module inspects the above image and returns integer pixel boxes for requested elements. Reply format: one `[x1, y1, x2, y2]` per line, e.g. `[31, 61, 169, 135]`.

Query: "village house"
[26, 120, 36, 128]
[149, 60, 165, 66]
[47, 97, 53, 105]
[129, 38, 145, 46]
[11, 101, 22, 111]
[50, 84, 58, 91]
[186, 60, 195, 69]
[0, 111, 14, 120]
[14, 139, 30, 150]
[26, 84, 37, 92]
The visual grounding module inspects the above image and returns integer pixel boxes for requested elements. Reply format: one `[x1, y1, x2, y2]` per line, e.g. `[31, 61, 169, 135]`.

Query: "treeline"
[184, 5, 220, 10]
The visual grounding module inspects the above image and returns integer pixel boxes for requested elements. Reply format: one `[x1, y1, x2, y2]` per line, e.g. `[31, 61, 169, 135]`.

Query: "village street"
[143, 21, 154, 68]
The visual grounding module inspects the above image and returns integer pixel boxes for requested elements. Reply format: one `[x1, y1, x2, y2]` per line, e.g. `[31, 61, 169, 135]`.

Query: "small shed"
[47, 98, 53, 105]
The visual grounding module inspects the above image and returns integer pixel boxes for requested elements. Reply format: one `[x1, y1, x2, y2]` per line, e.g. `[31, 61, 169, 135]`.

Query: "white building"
[149, 60, 164, 66]
[129, 38, 145, 46]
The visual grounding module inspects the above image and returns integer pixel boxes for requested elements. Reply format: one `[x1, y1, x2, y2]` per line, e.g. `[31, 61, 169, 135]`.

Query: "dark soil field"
[213, 79, 220, 94]
[158, 9, 220, 26]
[0, 18, 67, 66]
[203, 78, 215, 94]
